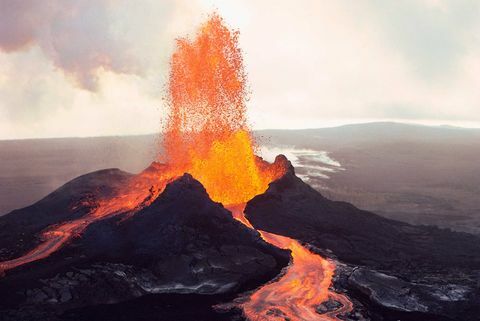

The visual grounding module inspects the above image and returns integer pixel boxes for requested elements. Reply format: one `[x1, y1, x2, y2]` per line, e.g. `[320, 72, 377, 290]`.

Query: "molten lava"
[244, 230, 353, 321]
[163, 13, 284, 205]
[229, 206, 353, 321]
[0, 166, 173, 274]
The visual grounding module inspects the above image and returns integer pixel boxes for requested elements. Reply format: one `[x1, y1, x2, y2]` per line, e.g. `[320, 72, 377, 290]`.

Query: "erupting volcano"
[0, 13, 355, 321]
[161, 17, 352, 321]
[3, 7, 480, 321]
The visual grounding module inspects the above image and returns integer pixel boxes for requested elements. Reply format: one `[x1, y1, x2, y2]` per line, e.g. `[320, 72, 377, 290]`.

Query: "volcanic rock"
[0, 173, 288, 320]
[316, 298, 343, 314]
[245, 156, 480, 320]
[0, 169, 132, 261]
[347, 268, 470, 313]
[246, 159, 480, 270]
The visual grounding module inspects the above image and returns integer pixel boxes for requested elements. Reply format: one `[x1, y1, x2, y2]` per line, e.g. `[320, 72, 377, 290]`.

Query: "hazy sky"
[0, 0, 479, 139]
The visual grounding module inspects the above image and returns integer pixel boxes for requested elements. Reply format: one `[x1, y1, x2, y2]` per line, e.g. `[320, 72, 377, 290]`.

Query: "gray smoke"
[0, 0, 140, 91]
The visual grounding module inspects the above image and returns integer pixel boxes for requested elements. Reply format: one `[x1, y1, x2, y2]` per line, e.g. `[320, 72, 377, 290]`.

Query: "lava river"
[228, 206, 352, 321]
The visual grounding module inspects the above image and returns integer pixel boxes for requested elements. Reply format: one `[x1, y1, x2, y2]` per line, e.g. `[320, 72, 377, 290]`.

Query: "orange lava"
[229, 206, 353, 321]
[0, 165, 174, 274]
[163, 13, 285, 205]
[245, 231, 353, 321]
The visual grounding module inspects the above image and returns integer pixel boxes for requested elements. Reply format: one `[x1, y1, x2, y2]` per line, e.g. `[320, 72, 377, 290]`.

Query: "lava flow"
[244, 230, 353, 321]
[0, 12, 352, 321]
[0, 12, 282, 275]
[0, 166, 174, 274]
[166, 15, 352, 320]
[228, 206, 353, 321]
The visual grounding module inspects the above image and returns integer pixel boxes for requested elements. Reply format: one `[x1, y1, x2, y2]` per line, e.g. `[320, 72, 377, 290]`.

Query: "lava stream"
[229, 206, 353, 321]
[0, 168, 173, 274]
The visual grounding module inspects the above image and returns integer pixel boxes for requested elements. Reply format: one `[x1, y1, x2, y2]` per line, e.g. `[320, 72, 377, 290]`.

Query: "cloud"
[205, 0, 480, 129]
[0, 1, 47, 51]
[0, 0, 141, 91]
[357, 0, 480, 80]
[0, 0, 204, 139]
[0, 0, 479, 139]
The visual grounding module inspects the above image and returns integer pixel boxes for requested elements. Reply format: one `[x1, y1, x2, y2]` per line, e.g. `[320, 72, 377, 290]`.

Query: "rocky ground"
[246, 160, 480, 321]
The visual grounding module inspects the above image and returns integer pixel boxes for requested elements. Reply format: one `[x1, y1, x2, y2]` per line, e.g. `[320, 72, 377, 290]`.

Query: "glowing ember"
[163, 13, 284, 205]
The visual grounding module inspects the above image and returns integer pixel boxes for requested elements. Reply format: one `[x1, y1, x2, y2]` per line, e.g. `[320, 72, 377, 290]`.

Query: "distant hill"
[257, 122, 480, 147]
[258, 122, 480, 234]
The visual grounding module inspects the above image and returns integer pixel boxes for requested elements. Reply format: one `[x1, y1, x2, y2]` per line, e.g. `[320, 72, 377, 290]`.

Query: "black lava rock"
[0, 172, 288, 321]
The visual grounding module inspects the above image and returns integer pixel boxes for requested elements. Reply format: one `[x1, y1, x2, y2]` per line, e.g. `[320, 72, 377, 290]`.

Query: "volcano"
[1, 12, 480, 321]
[1, 158, 480, 321]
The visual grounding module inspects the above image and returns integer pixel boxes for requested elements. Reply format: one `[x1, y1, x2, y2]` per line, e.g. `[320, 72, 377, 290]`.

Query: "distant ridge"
[2, 121, 480, 142]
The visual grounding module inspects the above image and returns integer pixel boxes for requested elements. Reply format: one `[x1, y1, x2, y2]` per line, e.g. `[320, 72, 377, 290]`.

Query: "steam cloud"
[0, 0, 139, 91]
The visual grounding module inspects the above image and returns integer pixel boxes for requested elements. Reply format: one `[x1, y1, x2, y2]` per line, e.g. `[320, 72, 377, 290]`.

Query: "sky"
[0, 0, 479, 139]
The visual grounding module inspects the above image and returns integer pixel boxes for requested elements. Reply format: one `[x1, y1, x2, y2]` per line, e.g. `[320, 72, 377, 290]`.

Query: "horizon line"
[2, 120, 480, 141]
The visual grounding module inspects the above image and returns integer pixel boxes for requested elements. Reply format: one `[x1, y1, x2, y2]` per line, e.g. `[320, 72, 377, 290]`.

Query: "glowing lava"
[0, 12, 284, 275]
[163, 13, 284, 205]
[244, 231, 353, 321]
[228, 206, 353, 321]
[0, 165, 173, 274]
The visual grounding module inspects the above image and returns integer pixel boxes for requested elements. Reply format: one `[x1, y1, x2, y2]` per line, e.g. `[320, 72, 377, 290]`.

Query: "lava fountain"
[162, 13, 285, 205]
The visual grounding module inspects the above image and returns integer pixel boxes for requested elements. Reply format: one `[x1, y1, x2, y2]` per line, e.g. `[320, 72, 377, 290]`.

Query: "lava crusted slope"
[0, 174, 288, 321]
[0, 169, 132, 261]
[245, 157, 480, 320]
[246, 158, 480, 270]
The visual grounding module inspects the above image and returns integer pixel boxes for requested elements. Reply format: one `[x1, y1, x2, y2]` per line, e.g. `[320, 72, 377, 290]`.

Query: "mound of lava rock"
[0, 173, 288, 321]
[0, 168, 133, 261]
[246, 161, 480, 321]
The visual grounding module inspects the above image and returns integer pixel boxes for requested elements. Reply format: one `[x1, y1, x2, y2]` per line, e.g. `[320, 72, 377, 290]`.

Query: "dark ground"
[245, 162, 480, 321]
